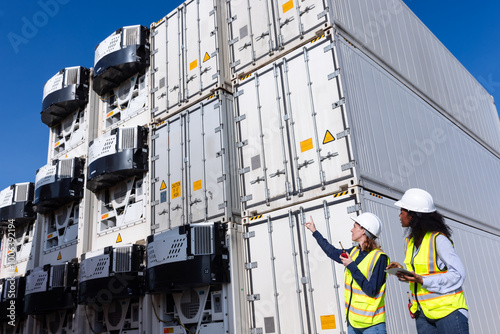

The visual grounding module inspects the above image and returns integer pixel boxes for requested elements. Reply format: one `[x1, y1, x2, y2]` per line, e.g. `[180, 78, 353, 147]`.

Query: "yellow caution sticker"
[57, 252, 62, 260]
[15, 266, 18, 273]
[193, 180, 202, 191]
[300, 138, 314, 152]
[206, 94, 216, 100]
[47, 233, 53, 239]
[160, 180, 167, 191]
[101, 213, 109, 220]
[116, 234, 122, 243]
[163, 328, 175, 334]
[240, 74, 251, 81]
[107, 111, 114, 118]
[323, 130, 335, 144]
[311, 35, 325, 43]
[320, 315, 336, 330]
[282, 0, 294, 13]
[190, 59, 198, 71]
[54, 141, 61, 148]
[203, 52, 210, 62]
[172, 181, 181, 199]
[249, 215, 263, 221]
[333, 191, 348, 198]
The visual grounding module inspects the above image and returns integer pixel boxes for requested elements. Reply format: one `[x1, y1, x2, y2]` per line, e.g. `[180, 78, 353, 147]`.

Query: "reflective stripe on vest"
[404, 232, 468, 319]
[344, 247, 388, 328]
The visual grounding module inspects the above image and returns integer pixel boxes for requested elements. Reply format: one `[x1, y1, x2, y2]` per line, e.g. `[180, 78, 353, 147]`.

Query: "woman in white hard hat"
[306, 212, 389, 334]
[387, 188, 469, 334]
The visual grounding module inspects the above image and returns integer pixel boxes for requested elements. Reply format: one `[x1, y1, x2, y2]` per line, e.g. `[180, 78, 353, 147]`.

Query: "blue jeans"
[347, 323, 386, 334]
[415, 309, 469, 334]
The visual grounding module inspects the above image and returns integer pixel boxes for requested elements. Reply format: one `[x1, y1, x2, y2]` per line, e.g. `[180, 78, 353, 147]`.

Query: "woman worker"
[387, 188, 469, 333]
[305, 212, 389, 334]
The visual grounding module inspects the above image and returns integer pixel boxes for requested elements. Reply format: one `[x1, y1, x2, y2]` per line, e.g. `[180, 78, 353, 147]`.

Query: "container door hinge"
[151, 133, 160, 140]
[324, 41, 336, 52]
[317, 8, 329, 19]
[218, 202, 227, 210]
[151, 107, 159, 114]
[227, 15, 237, 24]
[235, 114, 246, 122]
[231, 60, 241, 68]
[332, 98, 345, 109]
[239, 167, 250, 175]
[243, 231, 255, 239]
[229, 38, 239, 46]
[234, 90, 244, 98]
[152, 177, 159, 184]
[336, 128, 351, 139]
[347, 203, 362, 214]
[250, 328, 263, 334]
[151, 49, 159, 56]
[152, 155, 160, 162]
[247, 294, 260, 301]
[237, 140, 248, 148]
[328, 69, 340, 80]
[217, 175, 226, 183]
[245, 262, 258, 270]
[151, 87, 159, 94]
[241, 195, 253, 203]
[152, 200, 160, 206]
[341, 160, 356, 171]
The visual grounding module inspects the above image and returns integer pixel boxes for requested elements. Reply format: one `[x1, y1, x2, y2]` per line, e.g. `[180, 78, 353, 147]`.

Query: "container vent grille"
[65, 67, 79, 85]
[120, 128, 136, 149]
[125, 27, 139, 46]
[15, 184, 28, 202]
[51, 265, 66, 287]
[192, 225, 213, 255]
[58, 159, 73, 178]
[114, 247, 131, 272]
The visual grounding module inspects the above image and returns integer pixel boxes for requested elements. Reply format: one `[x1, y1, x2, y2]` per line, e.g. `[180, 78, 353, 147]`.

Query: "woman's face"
[399, 208, 412, 227]
[351, 222, 365, 243]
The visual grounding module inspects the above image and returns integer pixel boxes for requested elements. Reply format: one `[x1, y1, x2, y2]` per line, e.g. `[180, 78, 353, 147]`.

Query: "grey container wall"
[328, 0, 500, 155]
[336, 35, 500, 234]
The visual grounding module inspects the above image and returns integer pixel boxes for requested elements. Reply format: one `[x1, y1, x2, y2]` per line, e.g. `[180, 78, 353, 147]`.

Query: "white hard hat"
[351, 212, 382, 239]
[394, 188, 436, 213]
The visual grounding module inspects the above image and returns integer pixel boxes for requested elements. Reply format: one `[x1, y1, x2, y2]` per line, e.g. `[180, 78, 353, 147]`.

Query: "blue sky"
[0, 0, 499, 191]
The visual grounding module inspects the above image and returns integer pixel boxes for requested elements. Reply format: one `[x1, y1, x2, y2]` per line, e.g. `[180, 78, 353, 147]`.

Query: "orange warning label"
[320, 315, 336, 329]
[116, 234, 122, 243]
[57, 252, 62, 260]
[190, 59, 198, 71]
[193, 180, 202, 191]
[107, 111, 114, 118]
[282, 0, 294, 13]
[172, 181, 181, 199]
[300, 138, 314, 152]
[101, 213, 109, 220]
[160, 180, 167, 191]
[323, 130, 335, 144]
[203, 52, 210, 62]
[164, 328, 175, 334]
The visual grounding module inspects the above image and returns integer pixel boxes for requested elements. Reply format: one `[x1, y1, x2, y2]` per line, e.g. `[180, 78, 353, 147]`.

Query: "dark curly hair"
[407, 210, 452, 246]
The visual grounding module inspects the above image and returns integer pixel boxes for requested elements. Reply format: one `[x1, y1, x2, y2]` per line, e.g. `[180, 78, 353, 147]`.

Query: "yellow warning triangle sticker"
[57, 252, 62, 260]
[160, 180, 167, 191]
[15, 266, 18, 273]
[116, 234, 122, 243]
[203, 52, 210, 62]
[323, 130, 335, 144]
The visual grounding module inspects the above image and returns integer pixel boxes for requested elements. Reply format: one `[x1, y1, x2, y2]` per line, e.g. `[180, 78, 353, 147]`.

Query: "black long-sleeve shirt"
[312, 230, 387, 298]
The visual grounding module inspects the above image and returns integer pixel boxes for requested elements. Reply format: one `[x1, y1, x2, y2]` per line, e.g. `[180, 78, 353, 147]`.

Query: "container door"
[243, 193, 356, 333]
[234, 64, 293, 211]
[226, 0, 274, 75]
[166, 9, 184, 112]
[150, 18, 168, 119]
[283, 33, 351, 196]
[183, 0, 219, 101]
[185, 94, 232, 223]
[151, 115, 186, 233]
[273, 0, 330, 50]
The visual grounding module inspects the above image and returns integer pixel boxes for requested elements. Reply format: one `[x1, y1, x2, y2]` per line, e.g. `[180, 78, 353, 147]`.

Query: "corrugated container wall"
[150, 0, 232, 120]
[336, 36, 500, 234]
[329, 0, 500, 155]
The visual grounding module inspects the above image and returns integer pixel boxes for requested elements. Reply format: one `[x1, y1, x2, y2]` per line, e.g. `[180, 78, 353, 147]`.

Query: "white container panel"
[243, 192, 356, 333]
[235, 32, 354, 215]
[152, 91, 238, 233]
[225, 0, 331, 77]
[336, 37, 500, 233]
[330, 0, 500, 154]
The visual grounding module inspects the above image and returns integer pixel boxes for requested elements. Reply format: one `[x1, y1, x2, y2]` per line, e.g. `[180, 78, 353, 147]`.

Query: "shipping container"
[328, 0, 500, 155]
[223, 0, 331, 77]
[93, 25, 151, 134]
[150, 0, 231, 120]
[239, 186, 500, 333]
[233, 30, 354, 215]
[150, 90, 240, 233]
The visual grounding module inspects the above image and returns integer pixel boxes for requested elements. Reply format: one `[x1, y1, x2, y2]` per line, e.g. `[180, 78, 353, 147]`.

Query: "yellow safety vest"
[404, 232, 468, 320]
[344, 247, 389, 328]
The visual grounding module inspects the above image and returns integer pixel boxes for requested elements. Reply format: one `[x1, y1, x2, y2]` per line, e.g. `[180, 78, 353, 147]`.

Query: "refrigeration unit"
[0, 183, 35, 225]
[93, 25, 150, 96]
[41, 66, 90, 127]
[146, 222, 229, 332]
[33, 158, 85, 214]
[50, 109, 87, 159]
[78, 244, 145, 333]
[24, 262, 78, 333]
